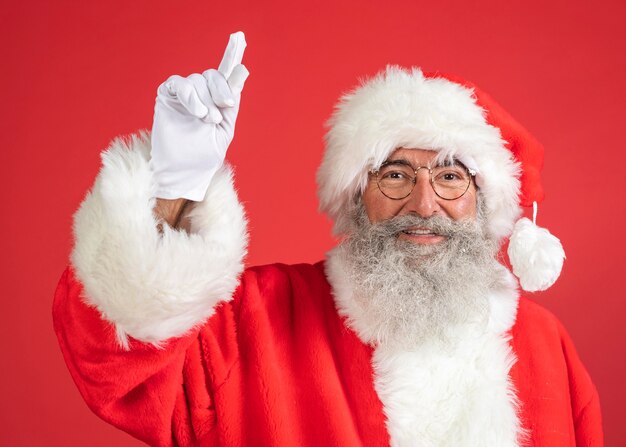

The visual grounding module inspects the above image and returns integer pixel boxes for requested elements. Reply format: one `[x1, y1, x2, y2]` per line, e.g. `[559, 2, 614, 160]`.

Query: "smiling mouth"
[401, 228, 438, 236]
[397, 227, 447, 245]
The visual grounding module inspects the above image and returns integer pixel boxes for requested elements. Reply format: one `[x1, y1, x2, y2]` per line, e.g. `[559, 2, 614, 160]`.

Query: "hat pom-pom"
[507, 203, 565, 292]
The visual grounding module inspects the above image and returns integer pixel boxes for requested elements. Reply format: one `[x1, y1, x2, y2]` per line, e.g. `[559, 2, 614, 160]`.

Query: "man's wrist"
[154, 198, 191, 231]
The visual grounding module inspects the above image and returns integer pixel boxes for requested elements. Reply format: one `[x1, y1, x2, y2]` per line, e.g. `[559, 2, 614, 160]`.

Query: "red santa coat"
[54, 135, 602, 446]
[54, 261, 602, 447]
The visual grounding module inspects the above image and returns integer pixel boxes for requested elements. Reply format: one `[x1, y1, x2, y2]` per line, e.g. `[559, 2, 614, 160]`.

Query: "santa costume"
[54, 67, 602, 446]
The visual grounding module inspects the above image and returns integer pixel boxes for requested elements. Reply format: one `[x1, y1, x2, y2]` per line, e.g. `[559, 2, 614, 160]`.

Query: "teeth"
[403, 229, 435, 235]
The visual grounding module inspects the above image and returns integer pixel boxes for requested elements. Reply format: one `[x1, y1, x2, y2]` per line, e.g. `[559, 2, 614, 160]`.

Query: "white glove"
[150, 32, 249, 201]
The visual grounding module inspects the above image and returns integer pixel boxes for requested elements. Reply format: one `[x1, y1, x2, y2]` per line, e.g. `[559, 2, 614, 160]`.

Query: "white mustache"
[372, 214, 475, 239]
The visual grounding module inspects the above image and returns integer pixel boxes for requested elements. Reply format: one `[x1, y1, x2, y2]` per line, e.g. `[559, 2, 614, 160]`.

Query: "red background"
[2, 0, 625, 445]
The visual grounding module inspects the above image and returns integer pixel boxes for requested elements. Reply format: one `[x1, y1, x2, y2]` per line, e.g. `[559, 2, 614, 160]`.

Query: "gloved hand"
[150, 32, 249, 201]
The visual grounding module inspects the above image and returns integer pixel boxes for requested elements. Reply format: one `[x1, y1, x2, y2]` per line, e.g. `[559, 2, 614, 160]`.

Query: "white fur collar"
[325, 246, 523, 447]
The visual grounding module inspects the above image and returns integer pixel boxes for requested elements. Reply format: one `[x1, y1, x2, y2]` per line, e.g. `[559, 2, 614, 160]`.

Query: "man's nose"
[402, 171, 441, 218]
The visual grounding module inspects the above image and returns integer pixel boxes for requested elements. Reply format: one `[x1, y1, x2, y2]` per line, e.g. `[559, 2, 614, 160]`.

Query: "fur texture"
[508, 217, 565, 292]
[326, 247, 523, 446]
[317, 66, 521, 242]
[336, 202, 500, 348]
[71, 132, 248, 348]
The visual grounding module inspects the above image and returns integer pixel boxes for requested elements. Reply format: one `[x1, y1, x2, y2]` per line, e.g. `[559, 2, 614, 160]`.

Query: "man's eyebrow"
[439, 159, 463, 167]
[381, 159, 413, 167]
[435, 157, 468, 168]
[380, 157, 467, 169]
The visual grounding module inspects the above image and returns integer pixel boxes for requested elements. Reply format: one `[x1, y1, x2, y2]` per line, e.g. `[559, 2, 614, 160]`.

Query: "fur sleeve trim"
[70, 132, 248, 348]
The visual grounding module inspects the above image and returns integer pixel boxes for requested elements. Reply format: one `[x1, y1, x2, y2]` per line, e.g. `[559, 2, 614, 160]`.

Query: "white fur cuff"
[71, 133, 248, 348]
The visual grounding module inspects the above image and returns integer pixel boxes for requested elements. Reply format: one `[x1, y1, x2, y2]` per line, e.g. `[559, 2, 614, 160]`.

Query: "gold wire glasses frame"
[370, 160, 476, 201]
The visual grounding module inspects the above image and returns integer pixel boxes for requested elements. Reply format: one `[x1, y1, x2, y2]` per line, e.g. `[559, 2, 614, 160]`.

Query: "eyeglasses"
[370, 160, 476, 201]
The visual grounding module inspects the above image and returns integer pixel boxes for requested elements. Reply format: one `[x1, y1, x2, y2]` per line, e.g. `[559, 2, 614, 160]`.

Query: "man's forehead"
[384, 148, 456, 165]
[381, 147, 478, 173]
[389, 147, 435, 157]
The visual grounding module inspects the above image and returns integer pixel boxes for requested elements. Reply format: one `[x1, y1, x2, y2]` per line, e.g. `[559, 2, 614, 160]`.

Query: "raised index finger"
[218, 31, 246, 79]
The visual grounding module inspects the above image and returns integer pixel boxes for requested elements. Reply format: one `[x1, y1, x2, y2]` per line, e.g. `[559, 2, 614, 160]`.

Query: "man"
[54, 32, 602, 446]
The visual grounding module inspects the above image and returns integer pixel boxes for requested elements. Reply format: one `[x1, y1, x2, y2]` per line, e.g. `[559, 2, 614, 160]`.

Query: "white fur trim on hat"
[317, 66, 521, 242]
[71, 132, 248, 348]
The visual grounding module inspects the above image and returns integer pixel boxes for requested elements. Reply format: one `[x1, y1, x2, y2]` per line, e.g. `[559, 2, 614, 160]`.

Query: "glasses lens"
[377, 163, 415, 199]
[431, 165, 471, 199]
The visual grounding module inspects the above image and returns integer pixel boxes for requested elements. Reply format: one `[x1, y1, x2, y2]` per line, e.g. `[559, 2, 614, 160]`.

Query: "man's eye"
[435, 169, 465, 182]
[442, 172, 460, 181]
[381, 170, 409, 180]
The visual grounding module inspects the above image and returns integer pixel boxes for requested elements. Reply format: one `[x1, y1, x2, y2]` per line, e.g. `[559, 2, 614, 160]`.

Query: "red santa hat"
[317, 66, 565, 292]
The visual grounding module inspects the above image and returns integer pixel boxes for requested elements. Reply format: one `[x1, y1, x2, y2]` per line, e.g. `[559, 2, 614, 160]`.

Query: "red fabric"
[426, 71, 545, 207]
[511, 299, 604, 446]
[472, 84, 545, 207]
[54, 263, 602, 446]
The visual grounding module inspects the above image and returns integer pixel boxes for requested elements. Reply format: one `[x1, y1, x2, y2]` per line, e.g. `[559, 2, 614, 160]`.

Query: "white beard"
[325, 204, 524, 446]
[334, 204, 507, 348]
